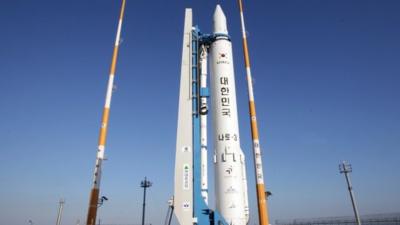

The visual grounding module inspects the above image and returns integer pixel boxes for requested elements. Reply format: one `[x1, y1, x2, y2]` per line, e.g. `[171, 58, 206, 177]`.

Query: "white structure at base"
[174, 9, 194, 225]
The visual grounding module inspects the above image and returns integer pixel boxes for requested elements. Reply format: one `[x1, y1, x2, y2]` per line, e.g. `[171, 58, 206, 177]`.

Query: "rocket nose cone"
[213, 4, 228, 34]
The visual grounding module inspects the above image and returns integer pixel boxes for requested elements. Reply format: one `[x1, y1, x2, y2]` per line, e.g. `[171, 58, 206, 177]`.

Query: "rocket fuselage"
[211, 5, 249, 225]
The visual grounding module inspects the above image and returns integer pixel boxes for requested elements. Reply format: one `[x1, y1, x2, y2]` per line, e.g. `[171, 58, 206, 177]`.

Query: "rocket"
[210, 5, 249, 225]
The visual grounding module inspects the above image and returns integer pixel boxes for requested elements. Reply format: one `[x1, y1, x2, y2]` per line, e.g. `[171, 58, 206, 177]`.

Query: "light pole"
[56, 198, 65, 225]
[339, 161, 362, 225]
[140, 177, 152, 225]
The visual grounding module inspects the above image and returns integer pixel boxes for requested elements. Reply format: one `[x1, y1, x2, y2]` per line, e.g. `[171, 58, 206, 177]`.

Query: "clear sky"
[0, 1, 399, 225]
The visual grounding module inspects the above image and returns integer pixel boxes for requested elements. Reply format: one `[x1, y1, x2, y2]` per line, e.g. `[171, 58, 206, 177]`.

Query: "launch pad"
[83, 2, 270, 225]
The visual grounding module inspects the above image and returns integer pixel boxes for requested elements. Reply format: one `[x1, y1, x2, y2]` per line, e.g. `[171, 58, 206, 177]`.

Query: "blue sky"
[0, 1, 399, 225]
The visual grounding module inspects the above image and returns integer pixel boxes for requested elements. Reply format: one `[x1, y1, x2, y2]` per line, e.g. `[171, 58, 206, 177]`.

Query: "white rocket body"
[211, 5, 249, 225]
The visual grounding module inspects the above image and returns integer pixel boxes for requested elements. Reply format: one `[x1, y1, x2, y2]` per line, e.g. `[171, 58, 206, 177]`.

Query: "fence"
[275, 213, 400, 225]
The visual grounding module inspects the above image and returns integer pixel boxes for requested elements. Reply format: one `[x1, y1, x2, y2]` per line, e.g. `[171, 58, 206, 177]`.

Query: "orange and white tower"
[85, 1, 126, 225]
[237, 1, 270, 225]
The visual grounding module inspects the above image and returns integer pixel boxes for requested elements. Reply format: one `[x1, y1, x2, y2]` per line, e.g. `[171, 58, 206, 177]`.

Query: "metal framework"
[191, 27, 228, 225]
